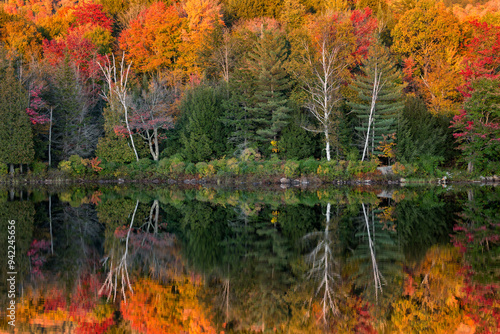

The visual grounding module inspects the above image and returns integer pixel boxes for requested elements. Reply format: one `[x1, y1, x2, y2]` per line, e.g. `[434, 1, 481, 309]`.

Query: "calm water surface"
[0, 185, 498, 333]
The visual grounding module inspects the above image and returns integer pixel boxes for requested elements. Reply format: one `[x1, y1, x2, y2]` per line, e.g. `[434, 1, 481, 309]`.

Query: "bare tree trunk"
[10, 164, 14, 176]
[467, 161, 473, 173]
[49, 194, 53, 255]
[48, 107, 53, 168]
[325, 128, 331, 161]
[98, 54, 139, 162]
[362, 66, 383, 161]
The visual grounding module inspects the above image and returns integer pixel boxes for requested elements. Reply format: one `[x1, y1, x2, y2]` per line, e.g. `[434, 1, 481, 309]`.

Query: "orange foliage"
[178, 0, 223, 75]
[119, 2, 185, 73]
[121, 277, 217, 334]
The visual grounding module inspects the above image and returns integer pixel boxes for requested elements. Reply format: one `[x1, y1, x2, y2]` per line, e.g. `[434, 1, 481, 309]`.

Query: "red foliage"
[72, 3, 113, 32]
[28, 239, 51, 278]
[26, 86, 50, 124]
[75, 316, 114, 334]
[43, 34, 104, 81]
[349, 8, 377, 64]
[459, 20, 500, 98]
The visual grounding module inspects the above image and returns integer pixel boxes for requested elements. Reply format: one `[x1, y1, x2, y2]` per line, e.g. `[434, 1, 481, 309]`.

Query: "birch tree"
[293, 17, 351, 161]
[128, 76, 175, 161]
[98, 54, 139, 162]
[349, 44, 404, 161]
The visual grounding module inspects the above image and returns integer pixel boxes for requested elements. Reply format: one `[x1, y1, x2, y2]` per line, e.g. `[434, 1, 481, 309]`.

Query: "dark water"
[0, 185, 499, 333]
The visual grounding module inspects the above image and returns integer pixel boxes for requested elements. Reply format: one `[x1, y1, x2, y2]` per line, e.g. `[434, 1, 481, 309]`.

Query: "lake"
[0, 184, 498, 333]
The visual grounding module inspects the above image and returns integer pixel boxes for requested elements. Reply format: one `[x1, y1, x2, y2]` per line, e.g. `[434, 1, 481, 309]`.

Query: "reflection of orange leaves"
[90, 191, 102, 205]
[404, 273, 416, 297]
[121, 277, 216, 334]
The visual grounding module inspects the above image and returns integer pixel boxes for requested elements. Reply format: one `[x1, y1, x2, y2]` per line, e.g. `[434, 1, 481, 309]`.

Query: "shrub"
[392, 162, 417, 177]
[31, 161, 47, 175]
[415, 154, 444, 176]
[69, 155, 87, 175]
[185, 162, 197, 175]
[240, 148, 261, 161]
[0, 162, 7, 175]
[58, 160, 72, 174]
[196, 161, 216, 177]
[300, 158, 320, 175]
[284, 160, 300, 178]
[226, 158, 239, 175]
[131, 158, 154, 172]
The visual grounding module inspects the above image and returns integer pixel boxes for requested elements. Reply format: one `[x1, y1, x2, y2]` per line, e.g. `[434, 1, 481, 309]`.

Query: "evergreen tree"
[0, 64, 35, 174]
[224, 28, 291, 155]
[223, 68, 258, 153]
[180, 84, 230, 162]
[348, 44, 404, 160]
[397, 96, 450, 164]
[51, 58, 101, 161]
[248, 30, 291, 153]
[279, 107, 320, 159]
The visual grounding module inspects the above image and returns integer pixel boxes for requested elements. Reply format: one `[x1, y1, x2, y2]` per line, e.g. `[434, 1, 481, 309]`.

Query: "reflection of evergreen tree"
[395, 189, 456, 260]
[350, 203, 404, 310]
[51, 202, 102, 290]
[180, 201, 233, 273]
[0, 200, 35, 297]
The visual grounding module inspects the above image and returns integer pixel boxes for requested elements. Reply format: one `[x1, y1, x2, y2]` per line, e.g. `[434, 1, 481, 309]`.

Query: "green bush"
[300, 158, 320, 175]
[415, 154, 444, 176]
[169, 155, 186, 175]
[226, 158, 240, 175]
[131, 158, 154, 172]
[31, 161, 47, 175]
[0, 162, 7, 175]
[185, 162, 197, 175]
[69, 155, 87, 175]
[317, 161, 344, 178]
[284, 160, 300, 178]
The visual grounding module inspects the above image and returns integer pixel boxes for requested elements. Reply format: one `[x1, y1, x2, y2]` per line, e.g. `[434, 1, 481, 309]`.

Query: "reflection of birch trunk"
[221, 277, 230, 322]
[49, 194, 53, 255]
[303, 203, 340, 321]
[100, 200, 139, 303]
[142, 200, 159, 236]
[362, 203, 386, 303]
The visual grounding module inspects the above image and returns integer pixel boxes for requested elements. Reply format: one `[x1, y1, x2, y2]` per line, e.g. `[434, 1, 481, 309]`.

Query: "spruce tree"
[348, 44, 404, 160]
[0, 65, 35, 174]
[224, 28, 291, 155]
[247, 30, 291, 153]
[180, 85, 230, 162]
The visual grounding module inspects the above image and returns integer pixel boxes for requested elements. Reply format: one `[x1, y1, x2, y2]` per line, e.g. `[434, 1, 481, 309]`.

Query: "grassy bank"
[0, 155, 497, 186]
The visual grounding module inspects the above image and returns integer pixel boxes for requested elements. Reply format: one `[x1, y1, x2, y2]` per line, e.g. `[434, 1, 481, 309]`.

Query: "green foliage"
[348, 44, 404, 158]
[0, 162, 7, 175]
[452, 78, 500, 174]
[397, 96, 451, 164]
[96, 135, 137, 164]
[31, 161, 47, 175]
[180, 85, 230, 162]
[284, 160, 300, 178]
[279, 107, 320, 159]
[414, 154, 444, 177]
[130, 158, 154, 172]
[185, 162, 197, 175]
[0, 65, 35, 166]
[300, 157, 320, 174]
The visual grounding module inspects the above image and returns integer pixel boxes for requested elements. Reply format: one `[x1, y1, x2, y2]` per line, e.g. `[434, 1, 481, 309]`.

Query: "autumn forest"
[0, 0, 499, 179]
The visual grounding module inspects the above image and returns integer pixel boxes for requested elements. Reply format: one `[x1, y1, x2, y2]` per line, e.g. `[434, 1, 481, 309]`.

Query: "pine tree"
[224, 28, 291, 155]
[180, 85, 230, 162]
[0, 64, 35, 174]
[348, 44, 404, 161]
[248, 30, 291, 153]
